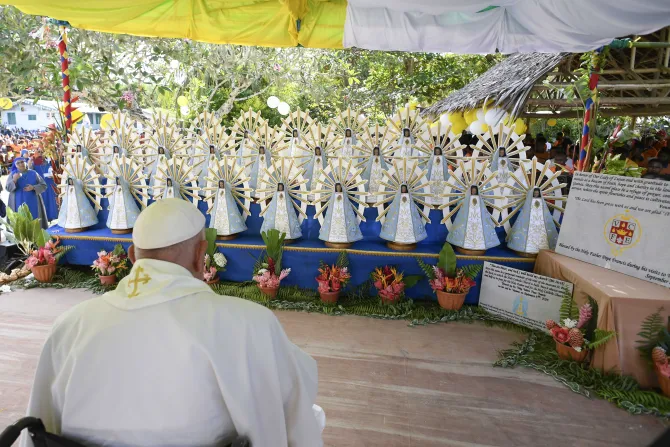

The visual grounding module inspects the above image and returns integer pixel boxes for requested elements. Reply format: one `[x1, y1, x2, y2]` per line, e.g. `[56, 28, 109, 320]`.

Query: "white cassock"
[396, 138, 412, 158]
[366, 157, 384, 204]
[213, 188, 230, 235]
[341, 138, 354, 158]
[327, 192, 348, 243]
[23, 258, 324, 447]
[464, 196, 486, 250]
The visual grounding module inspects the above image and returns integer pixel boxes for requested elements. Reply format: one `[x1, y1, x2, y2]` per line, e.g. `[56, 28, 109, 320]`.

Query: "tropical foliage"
[0, 204, 51, 256]
[416, 242, 482, 294]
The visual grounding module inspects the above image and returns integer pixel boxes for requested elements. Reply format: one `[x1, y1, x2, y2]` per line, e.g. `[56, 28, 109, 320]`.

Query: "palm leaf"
[461, 264, 483, 280]
[415, 257, 436, 280]
[438, 242, 457, 277]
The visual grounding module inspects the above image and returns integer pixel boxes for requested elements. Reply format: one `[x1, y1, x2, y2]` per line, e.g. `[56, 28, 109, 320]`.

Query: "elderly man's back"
[25, 258, 322, 447]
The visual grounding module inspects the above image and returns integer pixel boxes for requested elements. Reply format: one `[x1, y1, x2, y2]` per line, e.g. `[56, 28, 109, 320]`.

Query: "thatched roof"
[422, 53, 567, 118]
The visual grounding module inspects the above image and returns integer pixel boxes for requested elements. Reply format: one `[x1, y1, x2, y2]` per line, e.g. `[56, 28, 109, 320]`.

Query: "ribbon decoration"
[56, 22, 77, 140]
[578, 48, 603, 172]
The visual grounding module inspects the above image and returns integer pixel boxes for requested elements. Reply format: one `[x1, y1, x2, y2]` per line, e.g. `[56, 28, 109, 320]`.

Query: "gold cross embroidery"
[127, 266, 151, 298]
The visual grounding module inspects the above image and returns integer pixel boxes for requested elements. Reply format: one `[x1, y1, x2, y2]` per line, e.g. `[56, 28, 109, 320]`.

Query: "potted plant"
[253, 229, 290, 299]
[203, 229, 227, 285]
[416, 242, 481, 310]
[1, 204, 53, 272]
[316, 253, 350, 304]
[370, 265, 421, 305]
[546, 294, 615, 362]
[636, 309, 670, 397]
[91, 244, 130, 285]
[25, 238, 72, 283]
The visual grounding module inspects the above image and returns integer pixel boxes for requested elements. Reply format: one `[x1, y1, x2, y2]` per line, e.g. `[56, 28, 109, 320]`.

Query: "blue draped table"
[49, 204, 535, 304]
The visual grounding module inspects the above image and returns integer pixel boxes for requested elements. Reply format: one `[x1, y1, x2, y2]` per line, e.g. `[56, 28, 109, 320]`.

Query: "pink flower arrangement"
[316, 264, 351, 293]
[253, 266, 290, 289]
[371, 266, 405, 304]
[203, 266, 218, 282]
[25, 246, 56, 269]
[429, 266, 476, 294]
[91, 247, 129, 278]
[550, 327, 570, 344]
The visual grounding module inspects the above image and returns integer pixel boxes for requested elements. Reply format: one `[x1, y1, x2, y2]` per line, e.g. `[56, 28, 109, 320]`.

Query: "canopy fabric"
[3, 0, 670, 52]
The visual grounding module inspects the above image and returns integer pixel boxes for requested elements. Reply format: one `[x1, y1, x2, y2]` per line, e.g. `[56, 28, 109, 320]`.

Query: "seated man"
[24, 199, 324, 447]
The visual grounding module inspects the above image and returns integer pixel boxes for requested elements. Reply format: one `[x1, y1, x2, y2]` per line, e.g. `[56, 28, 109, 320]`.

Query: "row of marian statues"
[56, 108, 566, 256]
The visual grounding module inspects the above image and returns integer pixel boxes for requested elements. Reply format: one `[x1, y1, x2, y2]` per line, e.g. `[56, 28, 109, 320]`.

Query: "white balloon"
[476, 109, 485, 122]
[277, 102, 290, 116]
[439, 114, 451, 126]
[169, 60, 180, 69]
[469, 120, 485, 135]
[267, 96, 280, 109]
[484, 108, 506, 127]
[180, 105, 190, 115]
[490, 123, 500, 135]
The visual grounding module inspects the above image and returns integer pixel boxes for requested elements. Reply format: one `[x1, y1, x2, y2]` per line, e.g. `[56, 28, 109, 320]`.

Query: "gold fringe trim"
[53, 234, 535, 262]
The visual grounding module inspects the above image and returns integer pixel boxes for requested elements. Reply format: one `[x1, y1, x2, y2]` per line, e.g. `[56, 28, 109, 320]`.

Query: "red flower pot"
[436, 290, 467, 310]
[319, 290, 340, 304]
[99, 275, 117, 286]
[31, 264, 57, 283]
[259, 285, 279, 299]
[555, 342, 588, 362]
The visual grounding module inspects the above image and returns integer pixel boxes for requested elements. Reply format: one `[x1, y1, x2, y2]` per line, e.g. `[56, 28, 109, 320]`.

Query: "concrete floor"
[0, 288, 665, 446]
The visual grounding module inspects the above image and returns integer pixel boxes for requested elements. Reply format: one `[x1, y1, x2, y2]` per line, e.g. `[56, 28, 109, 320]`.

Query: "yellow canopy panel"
[1, 0, 347, 48]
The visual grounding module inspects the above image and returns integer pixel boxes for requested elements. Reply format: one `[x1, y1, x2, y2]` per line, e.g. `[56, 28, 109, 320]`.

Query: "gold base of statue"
[111, 229, 132, 235]
[325, 241, 352, 249]
[387, 242, 417, 251]
[65, 227, 88, 233]
[218, 234, 238, 241]
[511, 250, 538, 259]
[455, 247, 486, 256]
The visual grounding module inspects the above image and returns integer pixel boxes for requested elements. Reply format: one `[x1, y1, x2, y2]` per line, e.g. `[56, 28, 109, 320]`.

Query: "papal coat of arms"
[604, 210, 641, 256]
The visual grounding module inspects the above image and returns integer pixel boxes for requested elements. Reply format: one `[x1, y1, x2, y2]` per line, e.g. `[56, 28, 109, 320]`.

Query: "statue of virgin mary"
[506, 187, 559, 254]
[379, 184, 428, 246]
[106, 177, 141, 233]
[339, 128, 357, 158]
[395, 128, 414, 158]
[261, 182, 303, 240]
[209, 179, 248, 238]
[319, 182, 363, 244]
[445, 184, 501, 253]
[426, 145, 450, 206]
[491, 146, 512, 184]
[57, 177, 99, 231]
[203, 156, 252, 239]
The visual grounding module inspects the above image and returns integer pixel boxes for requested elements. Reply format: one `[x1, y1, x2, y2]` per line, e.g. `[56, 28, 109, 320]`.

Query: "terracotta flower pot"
[99, 275, 117, 286]
[206, 278, 220, 285]
[380, 295, 402, 305]
[655, 366, 670, 398]
[259, 285, 279, 299]
[436, 290, 467, 310]
[555, 341, 588, 362]
[31, 263, 57, 283]
[319, 290, 340, 304]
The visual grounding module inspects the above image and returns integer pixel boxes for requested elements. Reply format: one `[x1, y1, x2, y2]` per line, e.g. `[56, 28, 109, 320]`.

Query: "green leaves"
[260, 229, 285, 275]
[636, 308, 668, 363]
[558, 288, 579, 322]
[438, 242, 457, 277]
[204, 228, 218, 257]
[415, 257, 436, 280]
[461, 264, 483, 280]
[4, 204, 50, 256]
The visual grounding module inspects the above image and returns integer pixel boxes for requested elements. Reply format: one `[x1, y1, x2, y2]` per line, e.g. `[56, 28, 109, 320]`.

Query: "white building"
[0, 99, 105, 131]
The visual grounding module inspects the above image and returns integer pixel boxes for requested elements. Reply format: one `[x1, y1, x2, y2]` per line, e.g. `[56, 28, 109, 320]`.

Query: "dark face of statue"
[292, 129, 298, 138]
[471, 185, 479, 196]
[278, 183, 285, 192]
[259, 145, 266, 155]
[401, 184, 408, 194]
[533, 188, 541, 198]
[219, 180, 225, 189]
[315, 147, 322, 156]
[373, 147, 380, 156]
[167, 179, 173, 187]
[434, 147, 442, 155]
[67, 178, 74, 186]
[335, 183, 342, 193]
[113, 146, 120, 154]
[499, 147, 506, 157]
[158, 147, 165, 155]
[115, 177, 120, 186]
[209, 145, 215, 154]
[76, 145, 82, 152]
[403, 129, 410, 138]
[345, 129, 352, 138]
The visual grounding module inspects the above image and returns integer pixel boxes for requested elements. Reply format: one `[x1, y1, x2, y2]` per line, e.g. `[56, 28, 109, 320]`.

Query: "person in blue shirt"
[5, 157, 48, 228]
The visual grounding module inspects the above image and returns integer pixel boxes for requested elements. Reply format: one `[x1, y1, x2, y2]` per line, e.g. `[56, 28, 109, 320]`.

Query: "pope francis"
[23, 198, 324, 447]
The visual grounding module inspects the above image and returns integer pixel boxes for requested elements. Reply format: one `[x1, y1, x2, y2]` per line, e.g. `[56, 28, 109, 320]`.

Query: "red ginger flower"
[568, 328, 584, 348]
[551, 327, 570, 344]
[545, 319, 558, 330]
[652, 347, 668, 366]
[577, 303, 592, 329]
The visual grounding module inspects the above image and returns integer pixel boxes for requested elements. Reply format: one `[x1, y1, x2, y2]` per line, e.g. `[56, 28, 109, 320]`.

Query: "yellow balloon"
[0, 98, 13, 110]
[464, 109, 478, 125]
[398, 107, 407, 114]
[177, 96, 188, 107]
[71, 109, 84, 124]
[100, 113, 114, 129]
[447, 112, 465, 125]
[547, 118, 557, 127]
[451, 121, 467, 134]
[514, 118, 527, 135]
[430, 121, 439, 129]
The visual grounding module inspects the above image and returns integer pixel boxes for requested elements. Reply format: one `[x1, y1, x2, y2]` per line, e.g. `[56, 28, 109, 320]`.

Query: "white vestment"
[109, 185, 127, 229]
[213, 189, 230, 236]
[463, 197, 486, 250]
[525, 198, 549, 253]
[163, 186, 175, 199]
[64, 185, 81, 228]
[396, 139, 412, 158]
[23, 259, 323, 447]
[395, 193, 416, 244]
[328, 193, 348, 243]
[429, 157, 446, 206]
[275, 192, 291, 236]
[367, 157, 384, 204]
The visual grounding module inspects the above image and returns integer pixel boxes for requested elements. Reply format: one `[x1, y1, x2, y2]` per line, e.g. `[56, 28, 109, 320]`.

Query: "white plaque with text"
[479, 262, 571, 333]
[556, 172, 670, 288]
